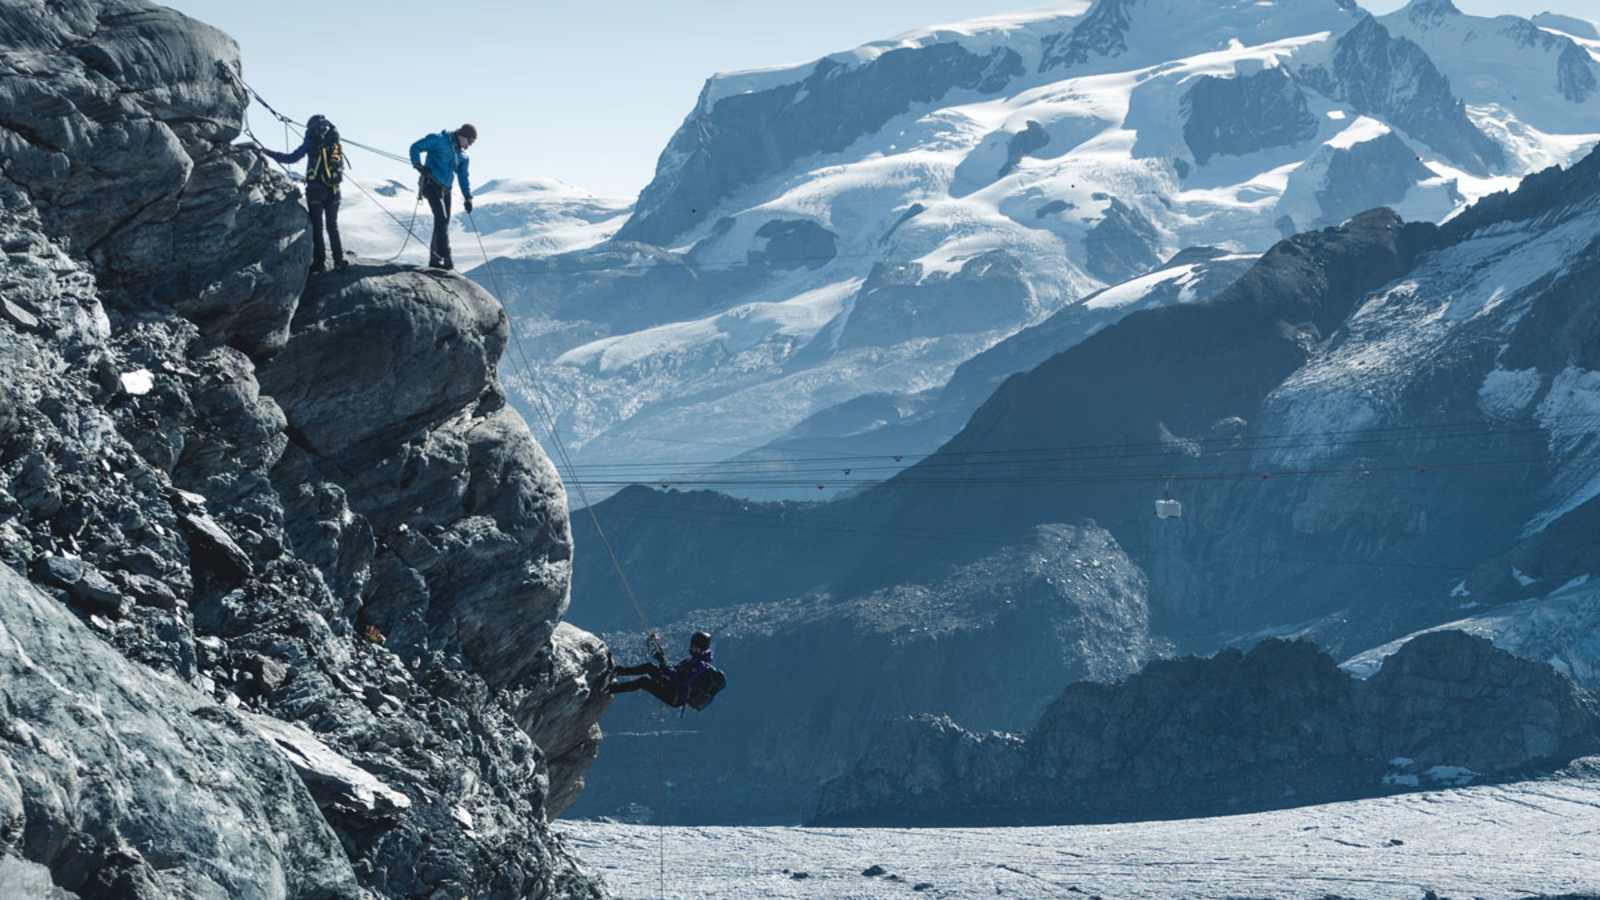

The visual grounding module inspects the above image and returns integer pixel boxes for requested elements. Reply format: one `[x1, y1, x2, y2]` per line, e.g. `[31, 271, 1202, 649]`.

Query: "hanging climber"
[608, 631, 726, 710]
[258, 114, 347, 274]
[409, 123, 476, 270]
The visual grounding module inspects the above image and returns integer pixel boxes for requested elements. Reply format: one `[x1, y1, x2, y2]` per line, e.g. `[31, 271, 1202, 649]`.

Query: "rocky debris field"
[815, 632, 1600, 826]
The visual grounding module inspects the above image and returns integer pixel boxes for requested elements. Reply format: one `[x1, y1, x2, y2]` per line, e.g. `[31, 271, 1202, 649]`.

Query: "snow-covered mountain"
[480, 0, 1599, 485]
[571, 142, 1600, 821]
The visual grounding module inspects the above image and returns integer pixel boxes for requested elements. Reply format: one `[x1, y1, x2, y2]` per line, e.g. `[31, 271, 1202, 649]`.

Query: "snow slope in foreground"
[563, 771, 1600, 898]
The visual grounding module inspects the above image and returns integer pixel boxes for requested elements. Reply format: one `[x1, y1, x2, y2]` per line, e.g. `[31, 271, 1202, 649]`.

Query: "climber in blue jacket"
[408, 124, 476, 270]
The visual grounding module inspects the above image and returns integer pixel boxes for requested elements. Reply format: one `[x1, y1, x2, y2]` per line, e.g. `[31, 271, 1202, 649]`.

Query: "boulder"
[0, 563, 367, 898]
[257, 263, 507, 457]
[32, 555, 123, 613]
[814, 634, 1600, 825]
[247, 714, 412, 823]
[516, 623, 613, 817]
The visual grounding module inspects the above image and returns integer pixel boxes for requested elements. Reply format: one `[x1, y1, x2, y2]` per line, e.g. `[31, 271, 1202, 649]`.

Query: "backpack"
[308, 124, 344, 187]
[685, 665, 726, 710]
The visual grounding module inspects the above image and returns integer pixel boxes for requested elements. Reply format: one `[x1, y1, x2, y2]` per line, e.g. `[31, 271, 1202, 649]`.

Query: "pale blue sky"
[162, 0, 1596, 198]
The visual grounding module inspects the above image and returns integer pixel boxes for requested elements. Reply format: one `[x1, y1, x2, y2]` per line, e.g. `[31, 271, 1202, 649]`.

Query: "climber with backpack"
[608, 631, 726, 711]
[258, 114, 347, 274]
[408, 123, 477, 270]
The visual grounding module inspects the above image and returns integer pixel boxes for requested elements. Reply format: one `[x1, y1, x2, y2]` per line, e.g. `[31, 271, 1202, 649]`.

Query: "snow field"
[562, 774, 1600, 899]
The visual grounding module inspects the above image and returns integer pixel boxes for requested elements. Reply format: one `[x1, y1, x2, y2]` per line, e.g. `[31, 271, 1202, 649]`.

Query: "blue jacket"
[410, 129, 472, 199]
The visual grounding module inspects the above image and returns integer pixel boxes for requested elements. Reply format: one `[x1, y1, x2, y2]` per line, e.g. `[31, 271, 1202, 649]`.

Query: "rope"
[469, 209, 671, 899]
[345, 175, 432, 262]
[468, 211, 653, 632]
[384, 193, 425, 264]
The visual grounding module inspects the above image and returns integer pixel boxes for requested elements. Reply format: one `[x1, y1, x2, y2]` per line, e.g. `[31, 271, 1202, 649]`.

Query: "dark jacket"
[669, 650, 715, 706]
[264, 116, 342, 187]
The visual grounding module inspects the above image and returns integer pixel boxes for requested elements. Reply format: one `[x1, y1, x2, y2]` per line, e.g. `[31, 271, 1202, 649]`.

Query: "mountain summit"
[486, 0, 1597, 485]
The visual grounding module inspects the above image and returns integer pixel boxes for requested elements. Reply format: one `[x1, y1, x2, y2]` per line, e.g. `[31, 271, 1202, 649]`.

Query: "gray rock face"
[1182, 67, 1318, 165]
[0, 563, 367, 899]
[749, 219, 838, 269]
[1301, 15, 1504, 174]
[618, 42, 1024, 245]
[1039, 0, 1139, 72]
[1312, 131, 1438, 226]
[1558, 41, 1598, 103]
[815, 632, 1600, 825]
[838, 251, 1037, 348]
[571, 523, 1155, 823]
[1082, 197, 1162, 283]
[0, 1, 307, 355]
[515, 622, 612, 818]
[0, 2, 609, 896]
[258, 264, 508, 456]
[1360, 631, 1600, 769]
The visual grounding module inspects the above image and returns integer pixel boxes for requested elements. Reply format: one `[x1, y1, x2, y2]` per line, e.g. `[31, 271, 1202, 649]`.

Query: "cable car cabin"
[1155, 498, 1183, 520]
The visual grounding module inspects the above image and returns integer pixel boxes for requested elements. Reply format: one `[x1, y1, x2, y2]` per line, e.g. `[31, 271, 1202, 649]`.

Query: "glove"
[463, 198, 473, 214]
[413, 163, 426, 175]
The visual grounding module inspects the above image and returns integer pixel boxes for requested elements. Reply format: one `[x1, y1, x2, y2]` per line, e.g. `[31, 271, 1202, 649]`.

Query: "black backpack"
[308, 123, 344, 187]
[685, 665, 726, 710]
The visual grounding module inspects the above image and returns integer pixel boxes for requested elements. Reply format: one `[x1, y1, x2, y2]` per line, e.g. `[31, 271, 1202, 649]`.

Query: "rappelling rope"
[466, 212, 652, 633]
[469, 210, 672, 900]
[345, 175, 431, 262]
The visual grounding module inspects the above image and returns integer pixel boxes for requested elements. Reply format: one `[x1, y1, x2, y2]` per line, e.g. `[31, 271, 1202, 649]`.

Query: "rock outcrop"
[0, 563, 367, 899]
[1300, 15, 1504, 173]
[1, 2, 607, 896]
[1182, 67, 1319, 165]
[815, 632, 1600, 825]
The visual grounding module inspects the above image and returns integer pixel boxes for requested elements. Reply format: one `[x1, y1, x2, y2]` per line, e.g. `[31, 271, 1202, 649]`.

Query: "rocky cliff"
[815, 632, 1600, 825]
[0, 2, 607, 896]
